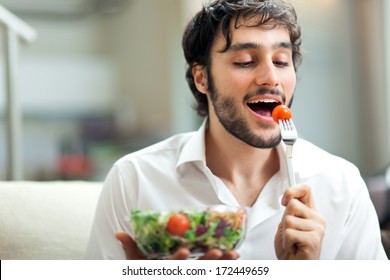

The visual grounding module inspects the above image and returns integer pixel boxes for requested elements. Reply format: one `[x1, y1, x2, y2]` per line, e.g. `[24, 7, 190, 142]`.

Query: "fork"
[279, 118, 298, 186]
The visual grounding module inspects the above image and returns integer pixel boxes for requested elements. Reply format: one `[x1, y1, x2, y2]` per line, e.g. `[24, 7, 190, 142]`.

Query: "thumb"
[115, 231, 146, 260]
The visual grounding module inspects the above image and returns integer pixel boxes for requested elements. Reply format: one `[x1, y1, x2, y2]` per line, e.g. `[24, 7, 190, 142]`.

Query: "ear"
[192, 65, 208, 94]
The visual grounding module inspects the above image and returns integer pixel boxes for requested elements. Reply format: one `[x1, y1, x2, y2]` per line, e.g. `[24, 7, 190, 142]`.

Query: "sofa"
[0, 181, 102, 260]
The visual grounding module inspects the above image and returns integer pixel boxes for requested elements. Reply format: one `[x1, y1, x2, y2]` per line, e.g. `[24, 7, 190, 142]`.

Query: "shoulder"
[294, 138, 361, 180]
[101, 131, 196, 201]
[294, 139, 372, 216]
[113, 131, 196, 168]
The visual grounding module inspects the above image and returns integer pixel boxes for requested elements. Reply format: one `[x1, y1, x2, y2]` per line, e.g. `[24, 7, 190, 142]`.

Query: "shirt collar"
[176, 118, 208, 174]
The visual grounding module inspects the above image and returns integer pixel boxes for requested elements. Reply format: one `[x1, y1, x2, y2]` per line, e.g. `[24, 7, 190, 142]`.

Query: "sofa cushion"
[0, 181, 102, 260]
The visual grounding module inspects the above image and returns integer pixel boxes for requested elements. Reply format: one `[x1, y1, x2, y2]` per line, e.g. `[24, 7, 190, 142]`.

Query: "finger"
[282, 185, 315, 208]
[170, 248, 191, 260]
[282, 198, 311, 219]
[283, 228, 305, 254]
[282, 213, 324, 232]
[282, 228, 322, 259]
[219, 250, 240, 260]
[284, 199, 327, 225]
[171, 248, 239, 260]
[198, 249, 223, 260]
[115, 231, 146, 260]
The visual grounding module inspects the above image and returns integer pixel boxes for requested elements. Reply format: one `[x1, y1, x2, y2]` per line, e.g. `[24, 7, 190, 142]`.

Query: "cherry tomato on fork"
[272, 105, 292, 123]
[166, 213, 191, 237]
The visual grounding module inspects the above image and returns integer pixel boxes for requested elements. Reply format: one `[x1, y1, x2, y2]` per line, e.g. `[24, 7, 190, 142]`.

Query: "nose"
[255, 60, 279, 87]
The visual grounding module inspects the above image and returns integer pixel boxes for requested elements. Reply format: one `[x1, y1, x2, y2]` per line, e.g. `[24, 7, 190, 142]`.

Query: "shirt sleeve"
[85, 163, 136, 259]
[335, 167, 388, 260]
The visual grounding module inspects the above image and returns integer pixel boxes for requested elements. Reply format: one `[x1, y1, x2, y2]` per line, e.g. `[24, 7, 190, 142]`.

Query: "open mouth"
[247, 99, 281, 117]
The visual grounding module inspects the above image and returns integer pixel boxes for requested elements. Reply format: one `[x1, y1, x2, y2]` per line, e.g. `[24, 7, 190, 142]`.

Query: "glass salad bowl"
[129, 205, 248, 259]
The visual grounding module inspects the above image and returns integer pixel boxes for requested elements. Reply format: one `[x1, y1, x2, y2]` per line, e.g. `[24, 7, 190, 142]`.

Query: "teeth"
[248, 99, 278, 104]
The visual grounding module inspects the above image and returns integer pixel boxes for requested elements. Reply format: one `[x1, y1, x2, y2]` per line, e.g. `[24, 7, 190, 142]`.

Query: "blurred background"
[0, 0, 389, 181]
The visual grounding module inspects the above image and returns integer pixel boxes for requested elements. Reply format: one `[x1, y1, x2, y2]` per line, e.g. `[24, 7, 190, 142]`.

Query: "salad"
[130, 205, 247, 259]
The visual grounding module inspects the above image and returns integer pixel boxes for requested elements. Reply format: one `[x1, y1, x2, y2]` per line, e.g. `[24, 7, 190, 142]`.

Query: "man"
[85, 0, 387, 259]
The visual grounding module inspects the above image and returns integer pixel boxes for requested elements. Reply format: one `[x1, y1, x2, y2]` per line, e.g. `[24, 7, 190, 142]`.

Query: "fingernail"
[281, 195, 287, 206]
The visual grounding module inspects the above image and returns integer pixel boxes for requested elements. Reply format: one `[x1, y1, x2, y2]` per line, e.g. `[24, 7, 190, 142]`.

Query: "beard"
[207, 68, 283, 149]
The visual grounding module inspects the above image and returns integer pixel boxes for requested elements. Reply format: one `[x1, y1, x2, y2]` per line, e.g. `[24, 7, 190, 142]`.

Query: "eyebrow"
[226, 41, 293, 52]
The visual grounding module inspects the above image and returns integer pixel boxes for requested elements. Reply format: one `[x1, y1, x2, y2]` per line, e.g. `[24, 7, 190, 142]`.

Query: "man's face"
[206, 22, 297, 148]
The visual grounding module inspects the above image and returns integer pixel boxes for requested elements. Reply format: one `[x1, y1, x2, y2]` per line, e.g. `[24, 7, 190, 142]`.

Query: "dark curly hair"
[182, 0, 302, 117]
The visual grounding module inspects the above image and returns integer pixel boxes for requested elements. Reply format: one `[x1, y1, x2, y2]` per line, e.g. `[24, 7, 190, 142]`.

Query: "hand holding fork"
[273, 106, 326, 259]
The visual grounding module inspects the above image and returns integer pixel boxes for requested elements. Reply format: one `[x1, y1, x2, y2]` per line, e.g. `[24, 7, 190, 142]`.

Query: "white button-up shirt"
[85, 121, 387, 259]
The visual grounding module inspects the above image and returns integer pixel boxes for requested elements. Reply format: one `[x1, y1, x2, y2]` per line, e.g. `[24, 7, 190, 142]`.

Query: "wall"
[353, 0, 390, 175]
[283, 0, 389, 176]
[289, 0, 362, 170]
[0, 11, 117, 179]
[0, 0, 201, 180]
[100, 0, 198, 138]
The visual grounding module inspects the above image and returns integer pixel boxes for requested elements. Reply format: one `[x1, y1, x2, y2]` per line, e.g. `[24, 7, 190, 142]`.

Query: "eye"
[274, 61, 289, 67]
[233, 61, 255, 68]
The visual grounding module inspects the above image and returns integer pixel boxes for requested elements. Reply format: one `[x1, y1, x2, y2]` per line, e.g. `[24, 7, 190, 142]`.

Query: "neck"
[205, 120, 280, 206]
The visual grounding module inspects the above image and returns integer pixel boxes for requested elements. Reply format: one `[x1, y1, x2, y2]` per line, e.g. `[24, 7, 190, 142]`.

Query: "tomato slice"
[272, 105, 292, 123]
[166, 213, 190, 237]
